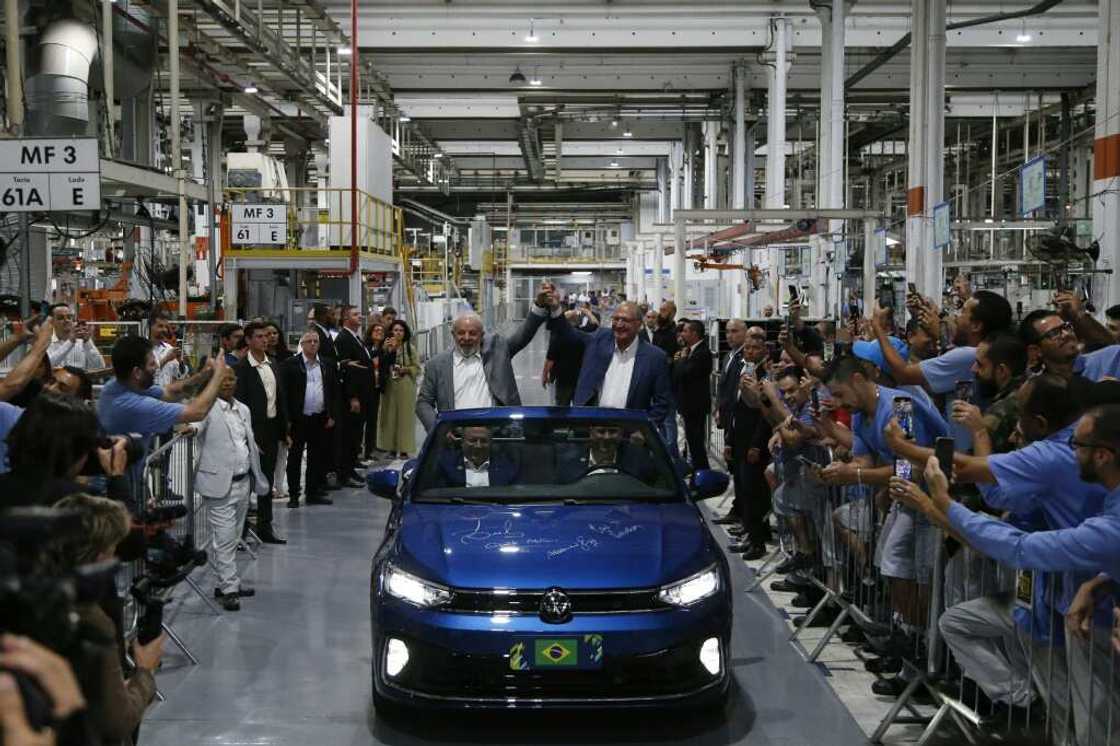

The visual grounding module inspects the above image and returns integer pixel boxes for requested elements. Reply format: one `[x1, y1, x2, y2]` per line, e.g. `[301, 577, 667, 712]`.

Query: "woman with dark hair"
[0, 392, 127, 508]
[377, 319, 419, 458]
[362, 323, 388, 461]
[265, 321, 293, 362]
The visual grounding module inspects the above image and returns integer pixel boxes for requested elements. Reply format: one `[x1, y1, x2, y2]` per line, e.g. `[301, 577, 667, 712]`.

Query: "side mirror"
[367, 469, 400, 500]
[690, 469, 730, 501]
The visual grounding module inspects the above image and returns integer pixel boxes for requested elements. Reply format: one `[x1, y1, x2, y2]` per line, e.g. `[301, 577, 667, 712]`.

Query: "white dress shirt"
[724, 344, 744, 373]
[453, 348, 494, 410]
[248, 352, 278, 418]
[464, 459, 490, 487]
[47, 334, 104, 370]
[154, 341, 183, 387]
[302, 354, 325, 415]
[218, 399, 252, 474]
[599, 339, 638, 409]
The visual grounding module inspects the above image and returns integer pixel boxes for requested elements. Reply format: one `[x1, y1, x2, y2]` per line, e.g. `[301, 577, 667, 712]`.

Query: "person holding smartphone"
[45, 303, 106, 371]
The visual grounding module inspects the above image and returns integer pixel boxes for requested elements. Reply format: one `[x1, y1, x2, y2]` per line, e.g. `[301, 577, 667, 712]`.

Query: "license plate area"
[508, 634, 604, 671]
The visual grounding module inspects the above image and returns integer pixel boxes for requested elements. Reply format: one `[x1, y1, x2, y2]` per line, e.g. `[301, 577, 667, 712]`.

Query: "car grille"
[447, 588, 664, 614]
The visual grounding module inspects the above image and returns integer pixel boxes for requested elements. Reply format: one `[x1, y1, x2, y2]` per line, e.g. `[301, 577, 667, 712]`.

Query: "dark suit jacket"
[555, 444, 658, 485]
[546, 319, 590, 387]
[312, 322, 338, 362]
[335, 326, 375, 401]
[233, 354, 288, 442]
[545, 318, 673, 428]
[651, 323, 679, 359]
[716, 351, 771, 457]
[436, 450, 520, 487]
[280, 354, 340, 426]
[716, 347, 745, 430]
[672, 342, 713, 417]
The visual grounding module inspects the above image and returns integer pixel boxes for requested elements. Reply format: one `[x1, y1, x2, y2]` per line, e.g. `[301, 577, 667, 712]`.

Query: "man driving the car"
[438, 425, 519, 488]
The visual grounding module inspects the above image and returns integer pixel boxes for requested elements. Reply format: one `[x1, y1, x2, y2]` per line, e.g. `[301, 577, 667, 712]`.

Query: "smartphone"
[954, 380, 972, 404]
[934, 437, 955, 484]
[741, 361, 757, 379]
[848, 303, 860, 321]
[834, 341, 851, 358]
[894, 458, 913, 481]
[822, 340, 835, 362]
[878, 282, 894, 309]
[907, 282, 918, 296]
[893, 396, 914, 439]
[810, 387, 821, 417]
[796, 454, 823, 470]
[788, 285, 799, 302]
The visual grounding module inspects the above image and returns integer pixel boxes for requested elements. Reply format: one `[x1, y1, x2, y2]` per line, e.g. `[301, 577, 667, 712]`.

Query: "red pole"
[349, 0, 358, 275]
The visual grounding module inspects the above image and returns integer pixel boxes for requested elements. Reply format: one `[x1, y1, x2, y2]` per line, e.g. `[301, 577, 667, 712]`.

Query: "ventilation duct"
[25, 18, 98, 136]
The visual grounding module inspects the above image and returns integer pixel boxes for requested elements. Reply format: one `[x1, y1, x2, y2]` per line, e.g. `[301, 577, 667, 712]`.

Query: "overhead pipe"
[844, 0, 1065, 91]
[349, 0, 358, 275]
[5, 0, 22, 131]
[25, 19, 98, 135]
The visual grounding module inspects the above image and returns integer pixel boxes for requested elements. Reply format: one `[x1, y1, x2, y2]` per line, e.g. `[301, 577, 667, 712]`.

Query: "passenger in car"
[436, 425, 520, 488]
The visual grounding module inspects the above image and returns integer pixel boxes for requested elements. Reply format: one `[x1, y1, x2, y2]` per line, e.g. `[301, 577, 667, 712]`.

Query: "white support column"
[653, 234, 665, 304]
[906, 0, 930, 293]
[704, 121, 720, 209]
[669, 141, 684, 217]
[732, 63, 747, 210]
[223, 257, 238, 317]
[828, 0, 845, 228]
[1097, 0, 1120, 307]
[642, 243, 653, 303]
[863, 219, 879, 321]
[924, 0, 946, 301]
[816, 7, 832, 212]
[765, 17, 790, 211]
[674, 219, 687, 308]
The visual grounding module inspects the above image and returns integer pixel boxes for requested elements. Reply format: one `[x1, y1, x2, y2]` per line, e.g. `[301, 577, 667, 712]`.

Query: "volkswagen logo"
[539, 587, 572, 624]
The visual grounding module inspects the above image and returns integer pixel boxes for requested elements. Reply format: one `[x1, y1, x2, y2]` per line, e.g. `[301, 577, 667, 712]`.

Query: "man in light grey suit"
[194, 368, 270, 610]
[416, 283, 556, 432]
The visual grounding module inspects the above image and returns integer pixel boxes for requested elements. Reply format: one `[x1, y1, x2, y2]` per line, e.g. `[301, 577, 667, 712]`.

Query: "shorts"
[878, 503, 939, 583]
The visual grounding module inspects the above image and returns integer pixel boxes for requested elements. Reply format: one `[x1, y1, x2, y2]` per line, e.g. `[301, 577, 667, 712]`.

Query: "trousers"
[682, 411, 710, 471]
[939, 596, 1036, 708]
[204, 477, 251, 594]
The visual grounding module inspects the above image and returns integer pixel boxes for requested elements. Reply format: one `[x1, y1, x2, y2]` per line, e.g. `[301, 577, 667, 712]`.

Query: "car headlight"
[382, 564, 452, 608]
[657, 565, 719, 607]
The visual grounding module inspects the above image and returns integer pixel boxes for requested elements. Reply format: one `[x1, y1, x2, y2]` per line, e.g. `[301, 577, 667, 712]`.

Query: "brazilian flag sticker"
[533, 638, 578, 667]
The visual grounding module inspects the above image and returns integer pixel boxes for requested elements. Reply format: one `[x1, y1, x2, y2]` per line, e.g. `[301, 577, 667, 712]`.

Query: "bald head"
[726, 319, 747, 349]
[610, 301, 642, 349]
[453, 312, 485, 355]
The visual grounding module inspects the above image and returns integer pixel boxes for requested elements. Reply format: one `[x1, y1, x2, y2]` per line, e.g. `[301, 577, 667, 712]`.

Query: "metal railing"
[225, 187, 403, 257]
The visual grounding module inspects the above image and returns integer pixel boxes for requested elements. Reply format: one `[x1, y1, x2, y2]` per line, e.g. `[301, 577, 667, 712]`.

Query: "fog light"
[385, 638, 409, 678]
[699, 637, 721, 676]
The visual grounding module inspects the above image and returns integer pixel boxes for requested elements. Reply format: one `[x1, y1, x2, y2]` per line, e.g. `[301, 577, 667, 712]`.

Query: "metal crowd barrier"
[751, 450, 1120, 745]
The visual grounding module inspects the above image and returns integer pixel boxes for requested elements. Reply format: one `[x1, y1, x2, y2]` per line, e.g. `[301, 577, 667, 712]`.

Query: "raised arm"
[177, 358, 227, 423]
[870, 304, 927, 386]
[415, 360, 439, 432]
[0, 321, 53, 401]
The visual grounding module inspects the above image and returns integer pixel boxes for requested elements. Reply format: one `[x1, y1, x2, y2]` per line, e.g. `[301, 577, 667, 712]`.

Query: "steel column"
[906, 0, 930, 292]
[704, 121, 720, 209]
[733, 62, 747, 210]
[674, 217, 687, 308]
[102, 0, 114, 149]
[653, 234, 665, 304]
[170, 0, 189, 317]
[766, 17, 790, 210]
[1097, 0, 1120, 307]
[5, 0, 21, 131]
[924, 0, 947, 300]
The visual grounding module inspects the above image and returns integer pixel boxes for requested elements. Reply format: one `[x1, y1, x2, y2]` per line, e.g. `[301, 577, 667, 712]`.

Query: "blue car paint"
[368, 406, 733, 710]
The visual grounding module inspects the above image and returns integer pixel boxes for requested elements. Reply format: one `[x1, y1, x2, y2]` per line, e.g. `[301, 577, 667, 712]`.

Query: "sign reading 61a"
[0, 138, 101, 212]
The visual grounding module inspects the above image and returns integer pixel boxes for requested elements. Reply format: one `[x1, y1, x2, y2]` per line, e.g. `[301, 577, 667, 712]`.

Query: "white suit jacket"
[193, 398, 269, 498]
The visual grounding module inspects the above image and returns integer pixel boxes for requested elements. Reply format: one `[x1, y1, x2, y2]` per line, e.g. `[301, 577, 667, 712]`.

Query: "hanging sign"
[230, 203, 286, 246]
[1020, 155, 1046, 216]
[933, 201, 951, 250]
[0, 138, 101, 212]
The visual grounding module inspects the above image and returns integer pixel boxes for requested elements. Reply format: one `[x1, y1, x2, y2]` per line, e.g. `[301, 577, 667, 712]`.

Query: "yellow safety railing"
[224, 187, 403, 258]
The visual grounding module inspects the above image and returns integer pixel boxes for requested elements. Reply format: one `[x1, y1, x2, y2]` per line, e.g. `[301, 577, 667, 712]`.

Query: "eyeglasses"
[1039, 322, 1075, 342]
[1068, 435, 1116, 452]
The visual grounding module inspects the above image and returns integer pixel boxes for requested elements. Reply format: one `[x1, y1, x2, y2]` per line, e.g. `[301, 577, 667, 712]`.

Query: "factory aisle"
[140, 329, 868, 746]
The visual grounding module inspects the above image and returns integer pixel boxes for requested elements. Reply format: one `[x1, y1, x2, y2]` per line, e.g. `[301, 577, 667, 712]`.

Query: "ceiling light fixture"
[529, 67, 543, 86]
[243, 83, 259, 94]
[1016, 19, 1032, 43]
[616, 147, 624, 155]
[433, 153, 443, 159]
[623, 126, 633, 137]
[610, 118, 619, 128]
[509, 66, 527, 85]
[399, 115, 411, 122]
[610, 160, 620, 168]
[337, 45, 352, 56]
[525, 19, 539, 43]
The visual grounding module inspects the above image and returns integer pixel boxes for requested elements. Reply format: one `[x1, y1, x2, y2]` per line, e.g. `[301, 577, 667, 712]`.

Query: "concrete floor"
[140, 328, 870, 746]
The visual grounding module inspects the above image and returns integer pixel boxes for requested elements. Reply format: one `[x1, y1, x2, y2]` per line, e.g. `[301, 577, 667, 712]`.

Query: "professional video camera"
[115, 505, 207, 644]
[0, 507, 120, 730]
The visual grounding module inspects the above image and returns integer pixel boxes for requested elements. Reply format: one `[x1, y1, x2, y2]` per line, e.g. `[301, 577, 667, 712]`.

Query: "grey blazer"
[193, 398, 270, 498]
[416, 309, 550, 432]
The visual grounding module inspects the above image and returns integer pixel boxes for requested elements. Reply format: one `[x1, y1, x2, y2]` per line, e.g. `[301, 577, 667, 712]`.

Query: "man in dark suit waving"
[544, 293, 675, 448]
[672, 319, 713, 471]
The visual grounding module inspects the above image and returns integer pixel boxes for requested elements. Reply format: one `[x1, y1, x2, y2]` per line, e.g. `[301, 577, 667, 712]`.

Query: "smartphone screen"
[894, 458, 913, 480]
[907, 282, 918, 296]
[893, 396, 914, 438]
[810, 387, 821, 417]
[935, 437, 955, 483]
[954, 380, 972, 404]
[788, 285, 799, 302]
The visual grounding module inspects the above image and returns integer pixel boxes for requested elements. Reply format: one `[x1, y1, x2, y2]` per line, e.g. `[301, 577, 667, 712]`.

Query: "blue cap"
[852, 337, 909, 371]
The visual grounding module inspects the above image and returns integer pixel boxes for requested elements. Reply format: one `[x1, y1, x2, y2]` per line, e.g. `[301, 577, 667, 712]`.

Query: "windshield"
[412, 418, 681, 503]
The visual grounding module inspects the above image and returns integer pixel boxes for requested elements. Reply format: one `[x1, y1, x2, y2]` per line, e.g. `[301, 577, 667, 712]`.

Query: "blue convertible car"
[367, 407, 732, 712]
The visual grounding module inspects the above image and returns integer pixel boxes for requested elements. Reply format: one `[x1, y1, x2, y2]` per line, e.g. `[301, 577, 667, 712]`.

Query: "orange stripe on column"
[1095, 133, 1120, 180]
[907, 187, 926, 216]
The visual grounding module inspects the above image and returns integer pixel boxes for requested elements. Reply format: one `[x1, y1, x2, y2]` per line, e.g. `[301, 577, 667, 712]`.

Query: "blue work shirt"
[976, 423, 1109, 641]
[97, 379, 186, 484]
[852, 384, 949, 464]
[919, 346, 977, 452]
[1074, 344, 1120, 381]
[0, 402, 25, 475]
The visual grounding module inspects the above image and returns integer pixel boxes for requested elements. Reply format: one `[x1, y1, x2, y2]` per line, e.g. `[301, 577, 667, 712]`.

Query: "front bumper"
[371, 596, 731, 709]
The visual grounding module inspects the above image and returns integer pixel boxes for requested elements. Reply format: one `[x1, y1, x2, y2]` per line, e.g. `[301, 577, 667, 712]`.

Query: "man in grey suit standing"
[416, 283, 556, 432]
[194, 368, 270, 611]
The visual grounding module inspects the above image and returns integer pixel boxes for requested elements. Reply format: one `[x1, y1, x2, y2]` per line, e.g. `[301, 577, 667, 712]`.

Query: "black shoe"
[726, 542, 752, 553]
[727, 525, 747, 537]
[774, 554, 804, 574]
[258, 529, 287, 545]
[864, 656, 902, 675]
[871, 677, 934, 704]
[288, 498, 301, 509]
[712, 514, 740, 525]
[793, 607, 839, 628]
[218, 595, 240, 611]
[307, 496, 334, 505]
[770, 577, 812, 593]
[790, 591, 823, 609]
[978, 703, 1038, 732]
[344, 477, 363, 488]
[840, 626, 867, 644]
[741, 542, 767, 561]
[215, 587, 256, 599]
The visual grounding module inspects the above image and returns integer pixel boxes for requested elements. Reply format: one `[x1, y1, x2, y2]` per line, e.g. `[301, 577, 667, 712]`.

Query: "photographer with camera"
[0, 393, 130, 509]
[46, 494, 165, 746]
[0, 634, 87, 746]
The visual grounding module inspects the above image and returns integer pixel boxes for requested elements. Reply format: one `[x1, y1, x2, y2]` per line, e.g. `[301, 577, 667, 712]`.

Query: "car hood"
[393, 502, 713, 590]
